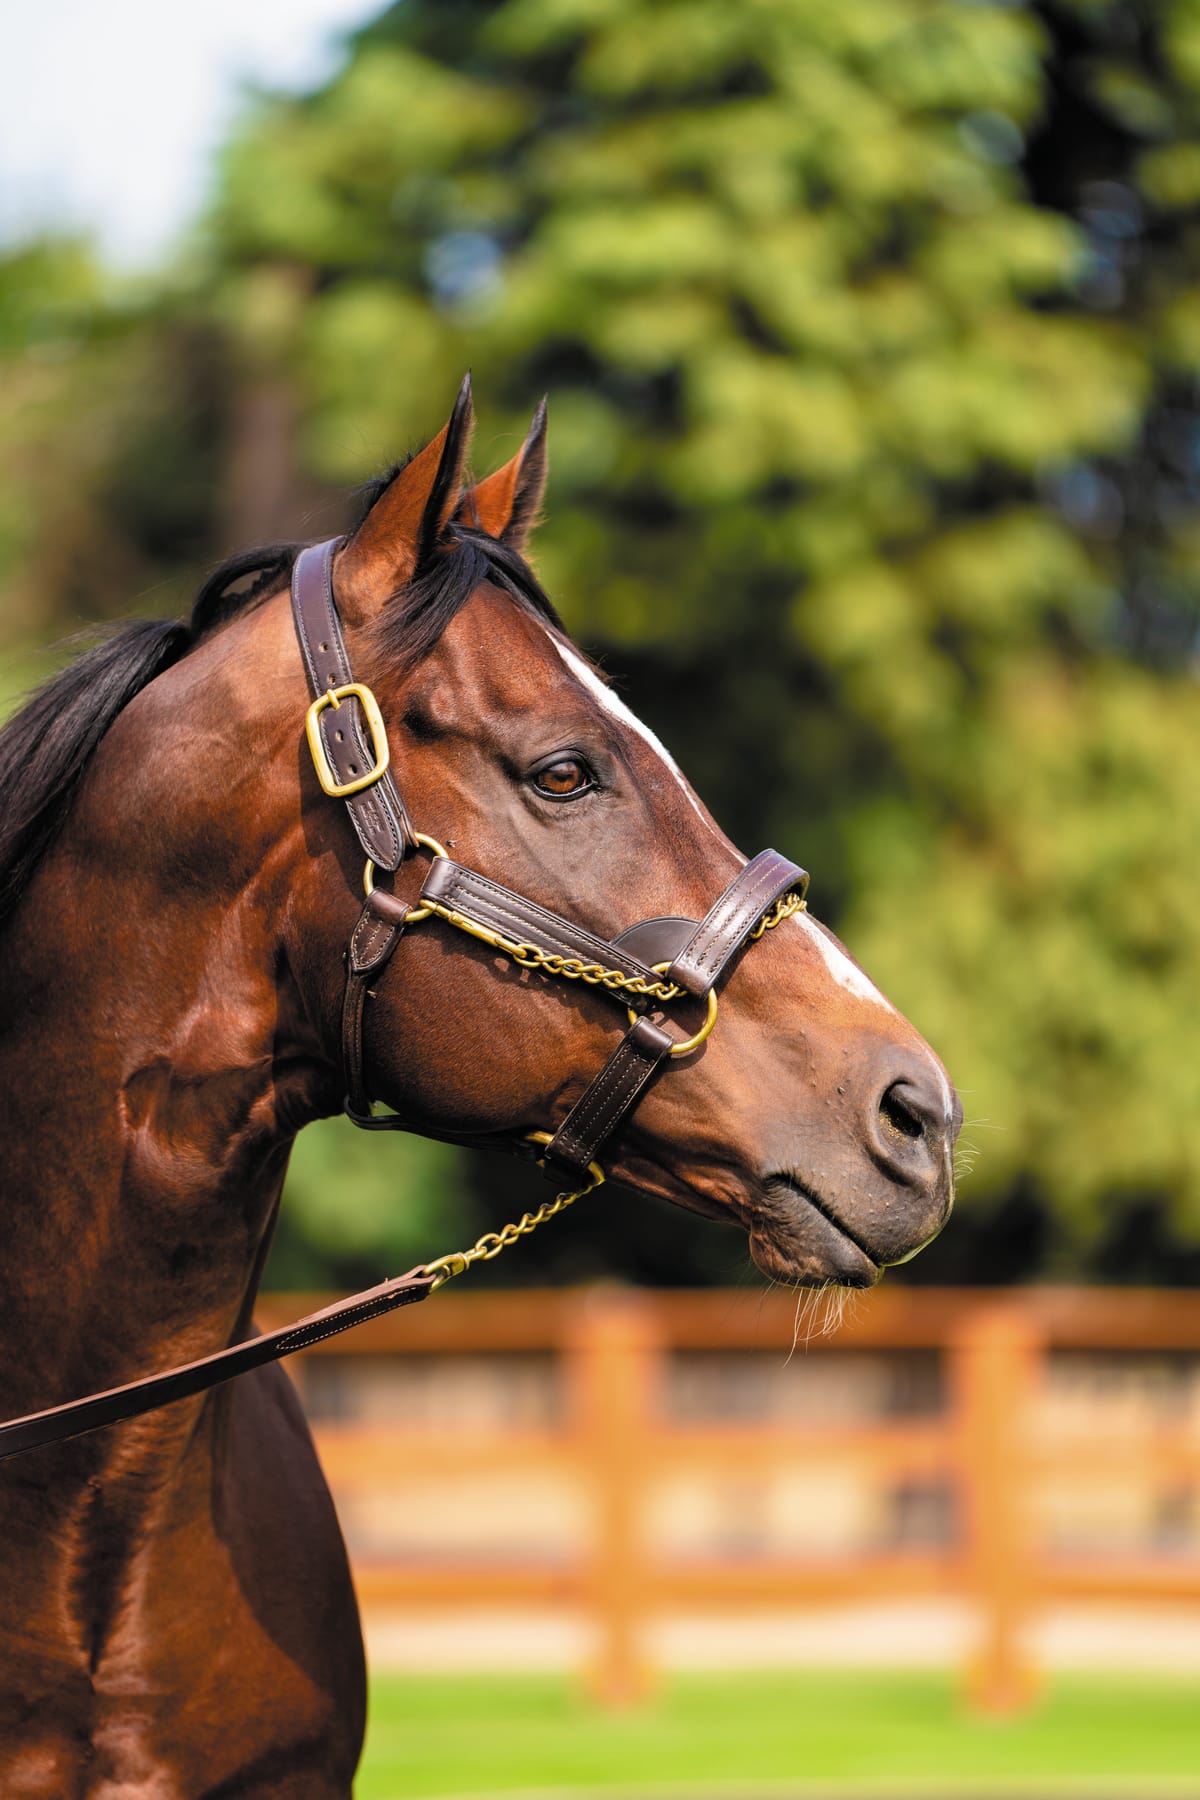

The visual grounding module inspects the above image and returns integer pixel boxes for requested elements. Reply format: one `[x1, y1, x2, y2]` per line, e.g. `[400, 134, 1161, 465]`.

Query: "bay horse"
[0, 377, 958, 1796]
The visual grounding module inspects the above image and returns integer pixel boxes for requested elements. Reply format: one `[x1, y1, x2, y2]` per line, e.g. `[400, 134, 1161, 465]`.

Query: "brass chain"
[421, 1171, 603, 1291]
[749, 891, 807, 940]
[419, 890, 806, 1006]
[507, 942, 683, 1000]
[419, 901, 685, 1001]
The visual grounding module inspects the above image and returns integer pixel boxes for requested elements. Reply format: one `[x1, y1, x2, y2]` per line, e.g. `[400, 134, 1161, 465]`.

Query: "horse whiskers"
[784, 1280, 858, 1362]
[953, 1117, 995, 1183]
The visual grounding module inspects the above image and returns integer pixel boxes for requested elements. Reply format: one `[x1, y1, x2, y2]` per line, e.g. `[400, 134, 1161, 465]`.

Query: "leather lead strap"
[0, 1270, 434, 1463]
[291, 540, 413, 871]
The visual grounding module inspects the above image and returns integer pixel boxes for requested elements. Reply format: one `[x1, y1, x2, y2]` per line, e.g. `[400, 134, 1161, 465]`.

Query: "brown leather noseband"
[292, 540, 809, 1186]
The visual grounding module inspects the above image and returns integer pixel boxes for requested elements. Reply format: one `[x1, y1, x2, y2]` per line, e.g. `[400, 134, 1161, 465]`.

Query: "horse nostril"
[879, 1082, 929, 1145]
[867, 1067, 956, 1195]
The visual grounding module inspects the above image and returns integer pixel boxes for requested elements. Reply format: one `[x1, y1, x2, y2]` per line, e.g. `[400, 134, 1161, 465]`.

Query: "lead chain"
[421, 1175, 600, 1291]
[418, 889, 806, 1006]
[413, 892, 805, 1294]
[749, 891, 807, 940]
[507, 942, 684, 1001]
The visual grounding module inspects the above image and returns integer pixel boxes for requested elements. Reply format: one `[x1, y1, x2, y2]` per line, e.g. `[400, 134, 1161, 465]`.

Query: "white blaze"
[551, 636, 728, 845]
[794, 917, 955, 1125]
[792, 911, 894, 1012]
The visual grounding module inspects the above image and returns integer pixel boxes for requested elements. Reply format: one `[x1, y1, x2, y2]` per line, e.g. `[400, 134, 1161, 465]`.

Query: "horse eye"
[532, 757, 593, 799]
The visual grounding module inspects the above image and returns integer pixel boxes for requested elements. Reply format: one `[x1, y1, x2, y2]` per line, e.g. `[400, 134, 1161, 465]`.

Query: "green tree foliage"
[3, 2, 1197, 1284]
[0, 240, 233, 664]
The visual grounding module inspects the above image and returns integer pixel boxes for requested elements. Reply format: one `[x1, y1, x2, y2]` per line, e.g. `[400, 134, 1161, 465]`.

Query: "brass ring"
[524, 1130, 606, 1191]
[626, 964, 719, 1058]
[666, 987, 718, 1057]
[363, 832, 449, 912]
[402, 832, 450, 923]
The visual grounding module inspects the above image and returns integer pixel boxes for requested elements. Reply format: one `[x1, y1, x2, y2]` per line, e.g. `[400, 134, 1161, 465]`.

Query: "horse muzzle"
[748, 1057, 959, 1285]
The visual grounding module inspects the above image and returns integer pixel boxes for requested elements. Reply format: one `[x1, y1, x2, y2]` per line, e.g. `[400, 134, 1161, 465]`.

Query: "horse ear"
[455, 398, 547, 553]
[335, 373, 475, 622]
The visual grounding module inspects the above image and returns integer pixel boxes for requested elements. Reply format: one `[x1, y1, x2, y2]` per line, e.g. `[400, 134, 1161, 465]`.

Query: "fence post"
[564, 1286, 662, 1706]
[950, 1300, 1043, 1714]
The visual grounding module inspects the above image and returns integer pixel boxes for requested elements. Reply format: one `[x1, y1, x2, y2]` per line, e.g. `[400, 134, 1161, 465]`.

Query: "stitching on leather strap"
[559, 1039, 657, 1147]
[548, 1021, 672, 1170]
[341, 975, 370, 1110]
[434, 867, 654, 983]
[293, 541, 407, 869]
[673, 853, 801, 989]
[687, 858, 786, 978]
[350, 909, 397, 974]
[271, 1281, 428, 1357]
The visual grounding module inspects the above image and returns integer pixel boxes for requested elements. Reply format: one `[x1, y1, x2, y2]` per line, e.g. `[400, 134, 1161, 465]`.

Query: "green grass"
[357, 1671, 1200, 1799]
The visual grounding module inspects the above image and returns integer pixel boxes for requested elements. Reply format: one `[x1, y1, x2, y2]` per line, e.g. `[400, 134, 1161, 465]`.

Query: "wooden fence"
[256, 1285, 1200, 1711]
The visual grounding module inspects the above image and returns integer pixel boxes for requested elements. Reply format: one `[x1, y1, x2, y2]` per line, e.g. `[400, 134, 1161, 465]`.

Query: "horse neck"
[0, 597, 332, 1418]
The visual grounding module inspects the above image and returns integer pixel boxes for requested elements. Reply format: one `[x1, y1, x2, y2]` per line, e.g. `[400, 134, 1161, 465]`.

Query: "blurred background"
[4, 0, 1199, 1792]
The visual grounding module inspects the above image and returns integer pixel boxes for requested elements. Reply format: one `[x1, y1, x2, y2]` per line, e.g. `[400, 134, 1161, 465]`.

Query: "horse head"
[254, 376, 957, 1287]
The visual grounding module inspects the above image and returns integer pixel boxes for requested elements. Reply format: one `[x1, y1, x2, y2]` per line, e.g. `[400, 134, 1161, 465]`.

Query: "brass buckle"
[305, 684, 391, 799]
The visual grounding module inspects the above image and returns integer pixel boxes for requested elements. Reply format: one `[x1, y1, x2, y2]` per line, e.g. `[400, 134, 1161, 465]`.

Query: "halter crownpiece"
[290, 539, 809, 1185]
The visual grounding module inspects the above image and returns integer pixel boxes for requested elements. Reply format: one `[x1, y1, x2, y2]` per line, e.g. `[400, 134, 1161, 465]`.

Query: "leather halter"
[0, 538, 808, 1463]
[291, 540, 809, 1183]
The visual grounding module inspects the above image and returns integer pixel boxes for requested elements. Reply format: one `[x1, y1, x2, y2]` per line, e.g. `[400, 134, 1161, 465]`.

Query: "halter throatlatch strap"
[291, 540, 413, 871]
[341, 893, 409, 1123]
[0, 1270, 434, 1463]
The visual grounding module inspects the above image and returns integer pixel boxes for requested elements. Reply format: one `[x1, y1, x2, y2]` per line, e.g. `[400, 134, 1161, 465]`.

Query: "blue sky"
[2, 0, 380, 267]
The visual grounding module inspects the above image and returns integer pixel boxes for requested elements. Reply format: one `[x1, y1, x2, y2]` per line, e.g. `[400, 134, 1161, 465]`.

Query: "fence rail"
[256, 1285, 1200, 1711]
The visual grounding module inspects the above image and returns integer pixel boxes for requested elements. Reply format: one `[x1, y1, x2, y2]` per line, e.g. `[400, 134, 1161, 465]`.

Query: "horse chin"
[748, 1175, 882, 1289]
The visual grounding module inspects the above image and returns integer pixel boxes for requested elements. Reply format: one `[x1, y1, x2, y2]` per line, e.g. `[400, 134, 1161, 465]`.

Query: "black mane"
[0, 525, 561, 938]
